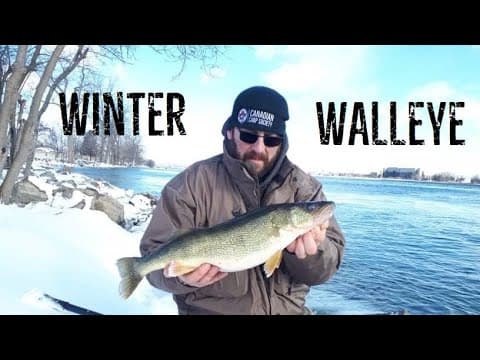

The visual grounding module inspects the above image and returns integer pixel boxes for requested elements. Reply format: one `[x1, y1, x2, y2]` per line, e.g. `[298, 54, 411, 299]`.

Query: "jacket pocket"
[196, 271, 249, 299]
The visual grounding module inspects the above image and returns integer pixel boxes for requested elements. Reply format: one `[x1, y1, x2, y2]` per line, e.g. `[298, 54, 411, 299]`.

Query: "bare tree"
[92, 78, 115, 164]
[10, 96, 26, 161]
[0, 46, 43, 169]
[150, 45, 227, 79]
[64, 81, 76, 163]
[22, 46, 89, 179]
[51, 125, 65, 160]
[0, 46, 12, 102]
[36, 122, 59, 151]
[0, 45, 228, 203]
[118, 135, 143, 166]
[0, 46, 65, 203]
[0, 46, 29, 174]
[80, 130, 97, 161]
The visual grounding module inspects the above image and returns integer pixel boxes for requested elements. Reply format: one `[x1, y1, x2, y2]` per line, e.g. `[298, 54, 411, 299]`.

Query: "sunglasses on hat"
[239, 130, 283, 147]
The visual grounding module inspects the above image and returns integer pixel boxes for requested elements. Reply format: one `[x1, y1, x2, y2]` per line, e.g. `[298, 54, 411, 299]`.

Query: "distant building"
[382, 167, 421, 180]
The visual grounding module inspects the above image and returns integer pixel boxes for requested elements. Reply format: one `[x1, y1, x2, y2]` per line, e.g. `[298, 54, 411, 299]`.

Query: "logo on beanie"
[247, 109, 275, 128]
[237, 108, 248, 124]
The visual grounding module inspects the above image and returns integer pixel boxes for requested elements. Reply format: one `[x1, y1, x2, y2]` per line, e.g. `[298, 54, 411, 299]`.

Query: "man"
[140, 86, 346, 315]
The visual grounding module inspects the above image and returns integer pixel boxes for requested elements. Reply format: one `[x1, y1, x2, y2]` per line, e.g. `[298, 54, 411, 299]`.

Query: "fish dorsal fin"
[164, 261, 197, 278]
[263, 250, 283, 278]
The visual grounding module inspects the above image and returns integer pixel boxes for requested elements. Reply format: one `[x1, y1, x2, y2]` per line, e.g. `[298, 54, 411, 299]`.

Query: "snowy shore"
[0, 160, 177, 315]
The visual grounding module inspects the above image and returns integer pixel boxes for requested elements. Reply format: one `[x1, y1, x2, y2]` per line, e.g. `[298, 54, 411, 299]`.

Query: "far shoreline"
[65, 162, 480, 187]
[316, 174, 480, 186]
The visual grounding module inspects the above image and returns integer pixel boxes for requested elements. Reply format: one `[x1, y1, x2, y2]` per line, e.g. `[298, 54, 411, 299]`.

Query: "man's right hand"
[164, 262, 228, 288]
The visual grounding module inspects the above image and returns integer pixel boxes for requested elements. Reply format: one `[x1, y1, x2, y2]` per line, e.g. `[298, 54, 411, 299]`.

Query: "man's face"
[226, 127, 283, 178]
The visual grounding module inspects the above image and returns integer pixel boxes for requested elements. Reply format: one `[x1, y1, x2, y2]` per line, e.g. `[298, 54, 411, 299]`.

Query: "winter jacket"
[140, 139, 346, 315]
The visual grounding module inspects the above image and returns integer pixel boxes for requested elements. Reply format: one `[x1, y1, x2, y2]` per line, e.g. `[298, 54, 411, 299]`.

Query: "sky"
[0, 169, 177, 315]
[47, 45, 480, 177]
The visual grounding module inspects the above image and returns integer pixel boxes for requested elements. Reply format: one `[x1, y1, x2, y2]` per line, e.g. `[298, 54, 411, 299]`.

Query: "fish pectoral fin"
[164, 261, 197, 278]
[263, 250, 283, 278]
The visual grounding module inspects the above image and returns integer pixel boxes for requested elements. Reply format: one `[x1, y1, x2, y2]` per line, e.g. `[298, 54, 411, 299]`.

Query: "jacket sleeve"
[282, 176, 346, 286]
[139, 172, 200, 295]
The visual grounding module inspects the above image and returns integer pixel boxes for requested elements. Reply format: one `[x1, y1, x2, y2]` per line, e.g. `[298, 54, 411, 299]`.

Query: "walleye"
[116, 201, 335, 299]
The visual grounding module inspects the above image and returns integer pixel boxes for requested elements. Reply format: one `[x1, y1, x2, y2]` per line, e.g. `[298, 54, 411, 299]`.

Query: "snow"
[0, 164, 178, 315]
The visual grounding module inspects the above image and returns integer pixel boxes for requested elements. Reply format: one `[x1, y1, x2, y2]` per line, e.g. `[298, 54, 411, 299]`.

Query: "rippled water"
[73, 167, 480, 314]
[308, 177, 480, 315]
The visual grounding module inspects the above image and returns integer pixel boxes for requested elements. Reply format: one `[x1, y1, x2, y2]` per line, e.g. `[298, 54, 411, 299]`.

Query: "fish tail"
[116, 257, 143, 299]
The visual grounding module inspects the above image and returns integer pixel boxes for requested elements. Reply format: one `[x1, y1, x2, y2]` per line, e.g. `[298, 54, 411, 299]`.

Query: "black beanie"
[221, 86, 289, 137]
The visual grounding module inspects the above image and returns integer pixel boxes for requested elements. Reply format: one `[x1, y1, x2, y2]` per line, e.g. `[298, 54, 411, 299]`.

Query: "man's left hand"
[286, 220, 329, 259]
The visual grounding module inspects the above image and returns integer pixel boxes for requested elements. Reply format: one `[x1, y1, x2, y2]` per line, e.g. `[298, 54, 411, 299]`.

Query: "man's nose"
[250, 136, 266, 152]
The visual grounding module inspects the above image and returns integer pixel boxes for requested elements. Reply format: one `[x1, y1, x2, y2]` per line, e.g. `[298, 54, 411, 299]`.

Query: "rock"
[12, 180, 48, 205]
[70, 199, 86, 209]
[52, 186, 74, 199]
[60, 180, 77, 188]
[141, 192, 158, 206]
[91, 194, 125, 225]
[80, 187, 99, 197]
[39, 171, 56, 181]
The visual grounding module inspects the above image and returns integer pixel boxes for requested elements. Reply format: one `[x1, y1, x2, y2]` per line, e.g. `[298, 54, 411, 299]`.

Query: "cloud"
[258, 47, 479, 177]
[407, 81, 456, 99]
[253, 45, 385, 175]
[349, 81, 480, 177]
[405, 81, 480, 135]
[285, 79, 479, 178]
[259, 45, 370, 97]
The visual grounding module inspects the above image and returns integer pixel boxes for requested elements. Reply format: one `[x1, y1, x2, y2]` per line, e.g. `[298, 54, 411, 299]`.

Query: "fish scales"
[117, 201, 335, 299]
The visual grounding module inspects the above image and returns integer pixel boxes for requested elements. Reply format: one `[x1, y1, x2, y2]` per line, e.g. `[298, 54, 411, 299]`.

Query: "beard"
[226, 138, 277, 179]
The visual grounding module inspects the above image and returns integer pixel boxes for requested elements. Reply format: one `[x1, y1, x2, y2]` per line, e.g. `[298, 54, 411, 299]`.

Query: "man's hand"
[286, 220, 329, 259]
[164, 262, 228, 288]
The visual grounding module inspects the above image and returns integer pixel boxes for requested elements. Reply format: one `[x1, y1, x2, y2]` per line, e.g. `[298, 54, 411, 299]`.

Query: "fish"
[116, 201, 335, 299]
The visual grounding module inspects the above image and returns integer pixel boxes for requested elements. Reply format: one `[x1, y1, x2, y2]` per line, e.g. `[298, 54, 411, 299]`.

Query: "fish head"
[288, 201, 336, 229]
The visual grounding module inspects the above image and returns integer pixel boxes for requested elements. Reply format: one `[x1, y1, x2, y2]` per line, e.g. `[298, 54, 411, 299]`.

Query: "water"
[312, 177, 480, 315]
[73, 167, 480, 314]
[72, 166, 179, 196]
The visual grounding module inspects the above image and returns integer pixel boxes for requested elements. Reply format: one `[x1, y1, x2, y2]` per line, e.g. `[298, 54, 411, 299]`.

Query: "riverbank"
[2, 159, 158, 233]
[3, 160, 478, 314]
[0, 159, 177, 314]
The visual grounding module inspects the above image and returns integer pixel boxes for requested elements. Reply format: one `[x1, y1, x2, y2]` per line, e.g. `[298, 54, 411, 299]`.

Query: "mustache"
[243, 150, 268, 162]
